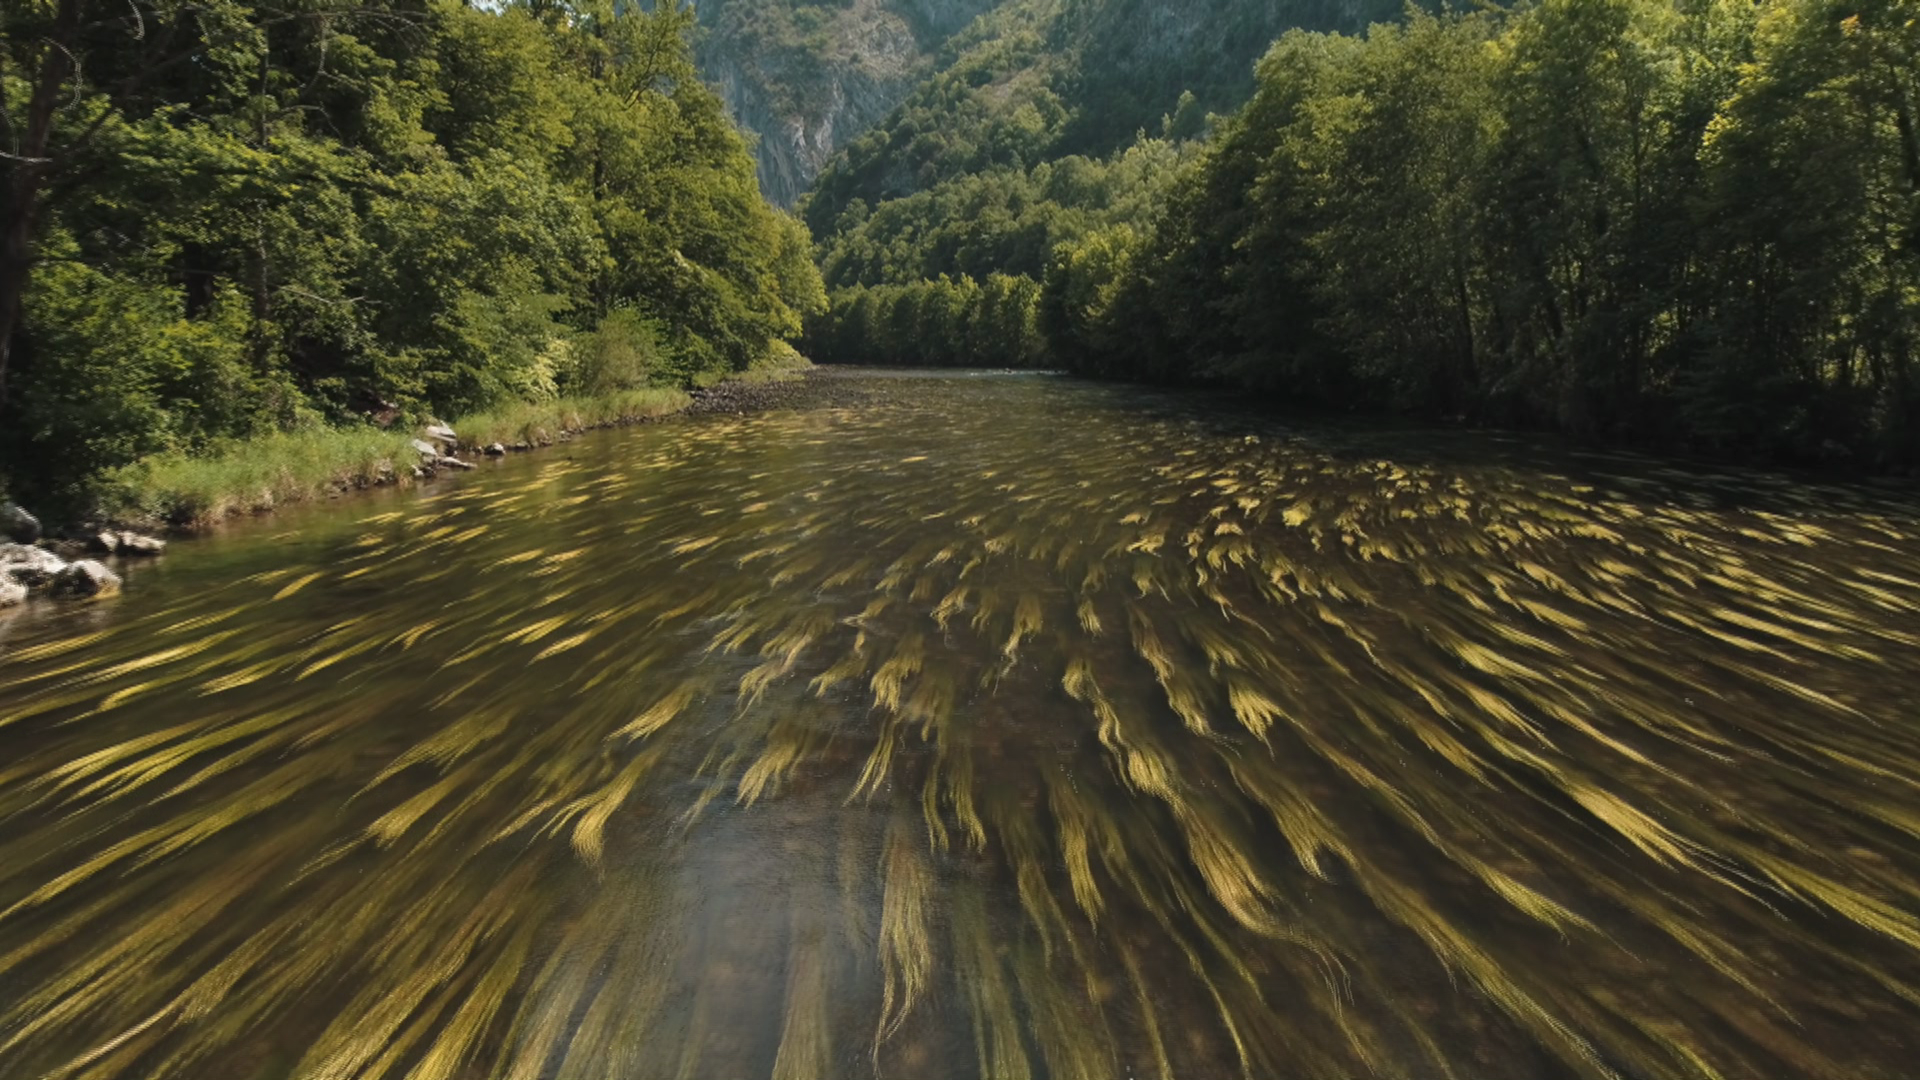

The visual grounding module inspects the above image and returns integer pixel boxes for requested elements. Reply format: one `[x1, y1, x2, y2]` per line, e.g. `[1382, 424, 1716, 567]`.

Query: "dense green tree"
[1, 0, 824, 506]
[1028, 0, 1919, 470]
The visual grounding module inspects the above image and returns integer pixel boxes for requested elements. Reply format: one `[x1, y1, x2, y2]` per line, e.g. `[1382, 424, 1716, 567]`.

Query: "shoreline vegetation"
[2, 0, 827, 528]
[800, 0, 1920, 474]
[90, 358, 818, 533]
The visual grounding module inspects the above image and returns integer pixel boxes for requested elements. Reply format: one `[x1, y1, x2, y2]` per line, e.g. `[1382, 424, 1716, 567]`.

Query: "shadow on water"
[3, 369, 1920, 1079]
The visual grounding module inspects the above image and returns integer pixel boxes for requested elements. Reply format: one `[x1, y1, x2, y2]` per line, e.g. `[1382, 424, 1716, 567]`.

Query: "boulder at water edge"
[118, 532, 167, 555]
[1, 502, 40, 543]
[87, 530, 167, 556]
[0, 577, 24, 608]
[424, 424, 459, 446]
[1, 543, 67, 587]
[50, 560, 122, 599]
[88, 531, 164, 555]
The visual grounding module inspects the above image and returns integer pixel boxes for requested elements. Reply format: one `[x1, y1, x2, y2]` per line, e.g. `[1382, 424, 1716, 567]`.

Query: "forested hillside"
[0, 0, 823, 510]
[795, 0, 1409, 367]
[806, 0, 1920, 469]
[800, 0, 1406, 234]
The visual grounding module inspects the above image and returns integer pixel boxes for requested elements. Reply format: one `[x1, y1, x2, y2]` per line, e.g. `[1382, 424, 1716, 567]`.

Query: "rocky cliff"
[693, 0, 1002, 206]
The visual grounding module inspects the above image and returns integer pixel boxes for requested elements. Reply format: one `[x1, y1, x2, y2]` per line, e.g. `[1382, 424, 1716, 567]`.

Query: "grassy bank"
[96, 387, 693, 531]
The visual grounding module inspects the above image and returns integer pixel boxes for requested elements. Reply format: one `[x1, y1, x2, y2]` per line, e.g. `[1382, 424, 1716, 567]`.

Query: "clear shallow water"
[4, 370, 1920, 1080]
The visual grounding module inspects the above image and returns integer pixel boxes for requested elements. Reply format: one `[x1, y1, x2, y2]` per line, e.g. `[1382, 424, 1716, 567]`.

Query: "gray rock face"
[696, 0, 998, 206]
[0, 577, 24, 608]
[424, 424, 459, 446]
[88, 532, 120, 554]
[0, 502, 40, 543]
[1, 543, 67, 587]
[484, 443, 507, 457]
[50, 560, 122, 599]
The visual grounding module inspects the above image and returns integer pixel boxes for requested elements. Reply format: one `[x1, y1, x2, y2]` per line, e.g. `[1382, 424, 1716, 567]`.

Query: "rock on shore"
[2, 544, 68, 586]
[685, 371, 870, 417]
[90, 531, 168, 556]
[1, 502, 40, 543]
[51, 560, 123, 599]
[3, 523, 154, 605]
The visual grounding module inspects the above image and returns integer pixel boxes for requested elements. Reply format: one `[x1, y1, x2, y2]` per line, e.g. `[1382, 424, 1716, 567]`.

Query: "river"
[3, 370, 1919, 1080]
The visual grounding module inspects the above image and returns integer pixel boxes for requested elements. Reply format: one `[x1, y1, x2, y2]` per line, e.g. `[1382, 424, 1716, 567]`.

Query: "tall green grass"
[100, 427, 420, 529]
[100, 387, 694, 530]
[452, 388, 689, 450]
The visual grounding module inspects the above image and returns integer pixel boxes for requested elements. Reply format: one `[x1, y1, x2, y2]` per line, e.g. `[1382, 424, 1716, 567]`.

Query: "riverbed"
[3, 369, 1919, 1079]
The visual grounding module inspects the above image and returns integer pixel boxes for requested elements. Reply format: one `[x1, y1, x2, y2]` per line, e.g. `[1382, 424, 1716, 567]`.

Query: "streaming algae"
[2, 371, 1919, 1078]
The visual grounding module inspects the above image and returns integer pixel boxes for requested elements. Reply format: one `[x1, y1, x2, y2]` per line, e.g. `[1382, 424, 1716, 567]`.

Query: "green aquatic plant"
[3, 379, 1920, 1078]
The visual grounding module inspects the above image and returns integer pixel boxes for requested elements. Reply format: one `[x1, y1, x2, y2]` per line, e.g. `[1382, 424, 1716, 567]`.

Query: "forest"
[0, 0, 824, 511]
[6, 0, 1917, 518]
[807, 0, 1920, 469]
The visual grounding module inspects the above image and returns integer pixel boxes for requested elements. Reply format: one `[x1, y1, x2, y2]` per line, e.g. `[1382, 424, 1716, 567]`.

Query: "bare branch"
[48, 40, 85, 112]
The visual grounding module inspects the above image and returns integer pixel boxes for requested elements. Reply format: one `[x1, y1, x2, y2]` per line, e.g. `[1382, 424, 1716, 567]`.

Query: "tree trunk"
[0, 181, 39, 408]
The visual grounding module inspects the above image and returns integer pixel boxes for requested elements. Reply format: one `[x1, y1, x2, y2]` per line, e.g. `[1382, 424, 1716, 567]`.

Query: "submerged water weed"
[3, 375, 1920, 1079]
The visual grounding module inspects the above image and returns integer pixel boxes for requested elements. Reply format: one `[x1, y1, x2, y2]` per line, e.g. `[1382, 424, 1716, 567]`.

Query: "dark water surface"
[5, 370, 1920, 1080]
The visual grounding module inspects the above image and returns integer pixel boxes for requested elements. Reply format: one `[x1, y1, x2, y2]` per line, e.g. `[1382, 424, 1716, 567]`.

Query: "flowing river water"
[3, 370, 1920, 1080]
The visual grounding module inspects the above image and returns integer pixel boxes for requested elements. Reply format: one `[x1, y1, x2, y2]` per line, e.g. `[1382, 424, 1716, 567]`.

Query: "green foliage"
[816, 139, 1191, 290]
[566, 309, 669, 397]
[449, 387, 690, 450]
[16, 240, 295, 483]
[1, 0, 824, 512]
[793, 0, 1400, 371]
[798, 0, 1408, 238]
[806, 273, 1045, 368]
[1045, 0, 1920, 469]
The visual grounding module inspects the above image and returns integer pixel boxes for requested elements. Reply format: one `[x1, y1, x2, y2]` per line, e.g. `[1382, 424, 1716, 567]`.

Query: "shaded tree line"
[804, 272, 1044, 367]
[800, 139, 1188, 367]
[812, 0, 1918, 470]
[1, 0, 824, 505]
[1048, 0, 1920, 468]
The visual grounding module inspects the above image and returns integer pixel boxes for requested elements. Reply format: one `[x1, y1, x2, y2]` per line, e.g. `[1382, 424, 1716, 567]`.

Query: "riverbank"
[79, 367, 836, 535]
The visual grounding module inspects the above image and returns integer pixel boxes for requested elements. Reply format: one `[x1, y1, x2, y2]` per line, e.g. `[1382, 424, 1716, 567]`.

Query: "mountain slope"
[691, 0, 1006, 205]
[797, 0, 1408, 241]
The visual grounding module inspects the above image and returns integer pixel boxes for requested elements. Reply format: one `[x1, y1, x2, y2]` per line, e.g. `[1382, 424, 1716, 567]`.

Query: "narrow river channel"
[4, 370, 1920, 1080]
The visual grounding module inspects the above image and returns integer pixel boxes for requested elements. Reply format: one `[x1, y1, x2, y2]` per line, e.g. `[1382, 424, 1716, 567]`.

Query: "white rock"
[51, 560, 122, 599]
[0, 577, 24, 607]
[0, 543, 66, 586]
[424, 424, 459, 446]
[118, 533, 167, 555]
